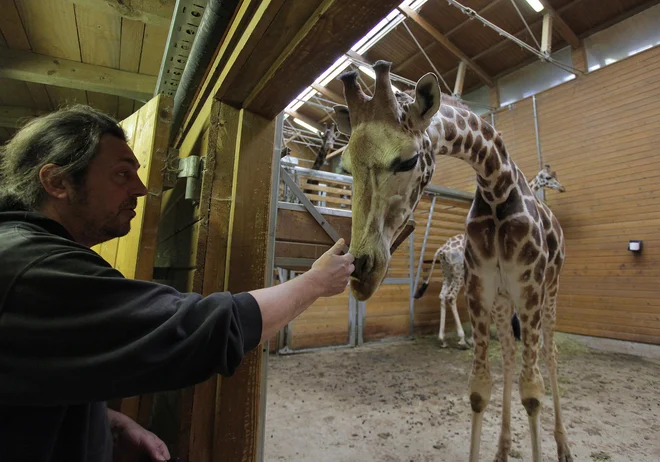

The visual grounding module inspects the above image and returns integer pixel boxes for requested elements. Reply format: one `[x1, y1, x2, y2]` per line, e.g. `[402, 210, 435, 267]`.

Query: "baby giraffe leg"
[543, 292, 573, 462]
[492, 296, 517, 462]
[438, 286, 449, 348]
[449, 279, 469, 349]
[516, 289, 546, 462]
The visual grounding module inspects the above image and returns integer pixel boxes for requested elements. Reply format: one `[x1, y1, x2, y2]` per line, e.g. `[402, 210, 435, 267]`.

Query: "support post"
[490, 84, 500, 109]
[413, 195, 436, 294]
[453, 61, 467, 96]
[571, 42, 588, 74]
[408, 232, 415, 337]
[532, 95, 545, 202]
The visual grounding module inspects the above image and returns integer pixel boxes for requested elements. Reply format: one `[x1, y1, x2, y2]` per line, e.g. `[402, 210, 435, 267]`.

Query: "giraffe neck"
[528, 177, 542, 192]
[429, 106, 523, 203]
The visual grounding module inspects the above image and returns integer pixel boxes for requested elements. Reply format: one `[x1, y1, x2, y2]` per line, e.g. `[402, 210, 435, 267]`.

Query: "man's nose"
[133, 177, 148, 197]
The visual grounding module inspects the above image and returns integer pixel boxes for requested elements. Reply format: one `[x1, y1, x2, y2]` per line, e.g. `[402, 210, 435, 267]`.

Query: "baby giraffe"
[333, 61, 572, 462]
[415, 166, 566, 349]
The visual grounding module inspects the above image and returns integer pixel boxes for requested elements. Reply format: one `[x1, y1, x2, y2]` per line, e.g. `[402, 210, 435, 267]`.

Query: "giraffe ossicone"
[335, 60, 573, 462]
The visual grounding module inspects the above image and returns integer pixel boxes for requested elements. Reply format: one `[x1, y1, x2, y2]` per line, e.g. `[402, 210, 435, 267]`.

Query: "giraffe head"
[333, 61, 441, 301]
[533, 164, 566, 193]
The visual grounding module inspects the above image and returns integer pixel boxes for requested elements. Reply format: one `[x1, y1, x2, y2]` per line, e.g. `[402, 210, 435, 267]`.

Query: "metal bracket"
[178, 155, 203, 203]
[279, 166, 349, 253]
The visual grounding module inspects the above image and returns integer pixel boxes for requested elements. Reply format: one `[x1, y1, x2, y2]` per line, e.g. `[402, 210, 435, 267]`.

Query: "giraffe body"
[334, 61, 572, 462]
[416, 168, 565, 351]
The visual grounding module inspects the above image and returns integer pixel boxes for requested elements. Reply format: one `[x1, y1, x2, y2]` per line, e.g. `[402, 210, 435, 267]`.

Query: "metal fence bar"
[413, 195, 436, 294]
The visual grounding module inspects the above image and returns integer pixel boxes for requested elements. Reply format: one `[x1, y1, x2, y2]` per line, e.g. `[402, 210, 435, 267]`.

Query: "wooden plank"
[211, 106, 275, 461]
[244, 0, 406, 117]
[0, 48, 156, 99]
[0, 0, 31, 50]
[71, 0, 175, 27]
[0, 105, 46, 129]
[276, 208, 353, 245]
[139, 24, 169, 76]
[398, 6, 494, 87]
[538, 0, 580, 49]
[15, 0, 81, 60]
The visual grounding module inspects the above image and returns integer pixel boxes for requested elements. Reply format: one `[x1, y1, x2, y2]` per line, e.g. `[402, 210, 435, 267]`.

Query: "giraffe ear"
[333, 105, 352, 135]
[409, 72, 441, 128]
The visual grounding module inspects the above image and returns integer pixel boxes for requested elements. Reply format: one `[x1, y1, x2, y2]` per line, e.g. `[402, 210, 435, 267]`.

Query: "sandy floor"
[264, 332, 660, 462]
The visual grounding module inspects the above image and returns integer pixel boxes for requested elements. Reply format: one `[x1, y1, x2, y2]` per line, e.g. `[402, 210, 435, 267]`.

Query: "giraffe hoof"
[558, 448, 574, 462]
[439, 340, 448, 348]
[457, 342, 470, 350]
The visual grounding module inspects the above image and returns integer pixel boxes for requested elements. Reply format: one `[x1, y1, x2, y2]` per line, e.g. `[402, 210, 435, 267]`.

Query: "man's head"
[0, 105, 147, 247]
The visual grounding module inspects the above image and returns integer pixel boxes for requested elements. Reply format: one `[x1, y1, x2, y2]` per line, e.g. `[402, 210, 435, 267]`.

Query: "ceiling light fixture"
[525, 0, 544, 12]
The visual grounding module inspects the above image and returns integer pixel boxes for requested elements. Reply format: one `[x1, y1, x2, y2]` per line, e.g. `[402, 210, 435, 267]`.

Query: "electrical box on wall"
[628, 240, 643, 253]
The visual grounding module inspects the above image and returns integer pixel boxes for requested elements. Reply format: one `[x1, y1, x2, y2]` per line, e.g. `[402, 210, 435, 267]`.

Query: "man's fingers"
[327, 238, 346, 255]
[347, 264, 355, 274]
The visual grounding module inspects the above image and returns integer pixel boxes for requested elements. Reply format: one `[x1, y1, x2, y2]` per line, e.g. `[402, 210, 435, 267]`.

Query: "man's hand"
[108, 408, 171, 462]
[309, 238, 355, 297]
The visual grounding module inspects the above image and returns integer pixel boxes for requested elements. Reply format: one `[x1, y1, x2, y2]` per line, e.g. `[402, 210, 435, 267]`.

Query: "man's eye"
[394, 154, 419, 173]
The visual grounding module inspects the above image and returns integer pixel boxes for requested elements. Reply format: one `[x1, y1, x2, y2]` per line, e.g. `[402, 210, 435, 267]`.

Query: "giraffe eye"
[393, 154, 419, 173]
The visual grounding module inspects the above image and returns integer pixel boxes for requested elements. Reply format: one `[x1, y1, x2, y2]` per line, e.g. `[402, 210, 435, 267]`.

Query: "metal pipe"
[408, 232, 415, 337]
[413, 195, 436, 294]
[169, 0, 238, 144]
[532, 95, 545, 201]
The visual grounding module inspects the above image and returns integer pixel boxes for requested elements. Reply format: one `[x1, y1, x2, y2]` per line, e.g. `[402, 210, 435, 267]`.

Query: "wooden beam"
[0, 48, 156, 100]
[538, 0, 580, 49]
[490, 85, 500, 108]
[398, 6, 494, 87]
[571, 42, 588, 74]
[0, 105, 48, 128]
[286, 110, 323, 134]
[541, 13, 554, 54]
[393, 0, 506, 74]
[453, 61, 467, 96]
[312, 83, 343, 104]
[71, 0, 174, 27]
[327, 145, 347, 159]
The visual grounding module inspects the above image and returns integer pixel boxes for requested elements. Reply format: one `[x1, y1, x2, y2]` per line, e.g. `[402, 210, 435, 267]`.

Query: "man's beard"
[69, 185, 136, 243]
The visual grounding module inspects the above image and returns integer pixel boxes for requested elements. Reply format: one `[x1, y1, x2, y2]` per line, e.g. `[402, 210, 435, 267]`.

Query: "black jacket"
[0, 209, 262, 461]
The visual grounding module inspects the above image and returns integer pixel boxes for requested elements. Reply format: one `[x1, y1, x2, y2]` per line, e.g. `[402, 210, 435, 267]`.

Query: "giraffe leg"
[492, 296, 517, 462]
[449, 280, 469, 349]
[466, 277, 495, 462]
[543, 292, 573, 462]
[438, 285, 449, 348]
[516, 289, 545, 462]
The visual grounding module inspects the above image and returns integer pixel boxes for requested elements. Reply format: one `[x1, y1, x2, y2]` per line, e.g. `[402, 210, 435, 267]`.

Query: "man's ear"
[408, 73, 441, 129]
[333, 105, 352, 135]
[39, 164, 70, 200]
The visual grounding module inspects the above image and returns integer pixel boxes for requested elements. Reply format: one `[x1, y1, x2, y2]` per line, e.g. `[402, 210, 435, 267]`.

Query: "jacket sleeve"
[0, 247, 263, 406]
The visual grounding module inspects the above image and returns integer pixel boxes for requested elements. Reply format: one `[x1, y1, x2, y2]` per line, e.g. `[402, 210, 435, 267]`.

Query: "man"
[0, 105, 355, 461]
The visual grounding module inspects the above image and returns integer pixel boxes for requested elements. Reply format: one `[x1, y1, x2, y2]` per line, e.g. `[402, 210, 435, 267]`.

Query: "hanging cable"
[446, 0, 584, 76]
[401, 21, 453, 93]
[509, 0, 542, 50]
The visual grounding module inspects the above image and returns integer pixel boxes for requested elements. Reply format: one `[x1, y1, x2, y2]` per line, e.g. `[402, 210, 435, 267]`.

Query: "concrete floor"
[264, 333, 660, 462]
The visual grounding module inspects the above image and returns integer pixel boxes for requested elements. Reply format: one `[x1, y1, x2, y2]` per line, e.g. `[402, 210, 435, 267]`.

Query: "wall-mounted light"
[628, 240, 643, 253]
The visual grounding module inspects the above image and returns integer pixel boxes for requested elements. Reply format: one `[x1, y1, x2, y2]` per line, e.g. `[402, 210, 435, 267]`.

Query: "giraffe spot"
[539, 208, 551, 229]
[477, 176, 490, 188]
[520, 313, 529, 323]
[554, 251, 562, 267]
[456, 115, 466, 130]
[531, 332, 540, 344]
[494, 135, 504, 151]
[483, 191, 495, 202]
[525, 199, 539, 221]
[484, 148, 501, 177]
[493, 171, 513, 198]
[425, 152, 433, 166]
[457, 108, 469, 118]
[409, 185, 420, 209]
[531, 226, 543, 246]
[464, 243, 480, 268]
[440, 105, 454, 119]
[443, 119, 457, 142]
[482, 123, 495, 141]
[522, 285, 540, 310]
[468, 297, 483, 318]
[517, 241, 540, 266]
[451, 136, 464, 155]
[478, 322, 488, 336]
[477, 146, 488, 163]
[545, 267, 556, 285]
[473, 190, 493, 217]
[467, 219, 496, 258]
[499, 218, 530, 261]
[464, 131, 474, 151]
[530, 309, 541, 328]
[468, 113, 480, 131]
[471, 135, 483, 159]
[547, 233, 558, 262]
[438, 145, 449, 155]
[533, 259, 546, 283]
[520, 270, 532, 282]
[495, 187, 523, 221]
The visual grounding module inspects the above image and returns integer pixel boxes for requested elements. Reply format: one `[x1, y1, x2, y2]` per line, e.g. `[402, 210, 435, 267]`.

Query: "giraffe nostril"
[352, 255, 374, 280]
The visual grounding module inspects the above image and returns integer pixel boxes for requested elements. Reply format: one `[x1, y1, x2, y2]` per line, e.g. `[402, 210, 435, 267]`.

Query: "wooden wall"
[476, 46, 660, 345]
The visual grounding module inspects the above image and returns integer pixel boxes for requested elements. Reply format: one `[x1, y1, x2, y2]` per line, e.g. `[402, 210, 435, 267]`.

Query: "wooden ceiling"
[295, 0, 659, 127]
[0, 0, 657, 145]
[0, 0, 174, 142]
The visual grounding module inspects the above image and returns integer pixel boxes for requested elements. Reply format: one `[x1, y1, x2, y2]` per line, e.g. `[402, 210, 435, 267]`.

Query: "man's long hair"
[0, 105, 126, 212]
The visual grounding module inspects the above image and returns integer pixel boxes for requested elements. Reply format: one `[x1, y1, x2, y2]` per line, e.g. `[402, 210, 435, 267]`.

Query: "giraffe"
[333, 61, 572, 462]
[415, 166, 566, 349]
